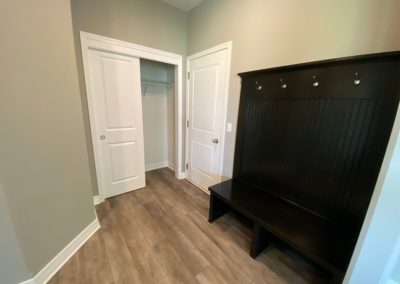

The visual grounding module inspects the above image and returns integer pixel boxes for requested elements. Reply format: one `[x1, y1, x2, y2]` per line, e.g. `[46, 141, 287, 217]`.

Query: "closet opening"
[81, 32, 185, 201]
[140, 59, 176, 173]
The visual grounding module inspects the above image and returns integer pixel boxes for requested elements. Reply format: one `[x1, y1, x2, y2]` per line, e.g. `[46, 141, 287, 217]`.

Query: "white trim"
[185, 41, 232, 183]
[145, 161, 169, 171]
[187, 42, 233, 62]
[81, 32, 181, 65]
[20, 219, 100, 284]
[176, 169, 186, 179]
[80, 32, 185, 200]
[186, 177, 211, 195]
[19, 280, 35, 284]
[167, 161, 175, 171]
[144, 161, 176, 172]
[93, 195, 104, 205]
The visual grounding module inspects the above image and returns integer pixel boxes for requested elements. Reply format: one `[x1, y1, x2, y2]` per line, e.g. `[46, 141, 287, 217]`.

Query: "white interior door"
[187, 46, 230, 190]
[88, 50, 145, 198]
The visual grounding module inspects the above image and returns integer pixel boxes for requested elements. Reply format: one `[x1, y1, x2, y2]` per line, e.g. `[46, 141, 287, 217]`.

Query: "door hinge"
[187, 72, 190, 80]
[186, 163, 189, 170]
[186, 120, 189, 128]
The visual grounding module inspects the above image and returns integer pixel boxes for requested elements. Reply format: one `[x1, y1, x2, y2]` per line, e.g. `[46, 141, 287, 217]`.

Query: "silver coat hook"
[312, 75, 319, 87]
[354, 72, 361, 86]
[255, 81, 262, 91]
[280, 78, 287, 89]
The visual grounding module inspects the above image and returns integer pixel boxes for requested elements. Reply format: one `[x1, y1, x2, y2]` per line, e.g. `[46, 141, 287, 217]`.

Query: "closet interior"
[140, 59, 175, 172]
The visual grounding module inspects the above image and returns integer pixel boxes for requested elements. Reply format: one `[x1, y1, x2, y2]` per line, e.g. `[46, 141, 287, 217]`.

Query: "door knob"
[100, 135, 106, 140]
[212, 138, 219, 144]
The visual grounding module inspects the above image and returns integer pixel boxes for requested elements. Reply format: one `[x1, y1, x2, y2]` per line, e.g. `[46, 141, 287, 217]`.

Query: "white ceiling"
[160, 0, 204, 12]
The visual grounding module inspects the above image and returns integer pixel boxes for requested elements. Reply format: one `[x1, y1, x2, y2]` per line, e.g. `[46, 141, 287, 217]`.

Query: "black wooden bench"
[208, 179, 359, 283]
[208, 52, 400, 283]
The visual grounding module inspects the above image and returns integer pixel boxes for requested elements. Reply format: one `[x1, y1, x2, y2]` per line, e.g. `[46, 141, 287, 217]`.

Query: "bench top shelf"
[209, 179, 359, 272]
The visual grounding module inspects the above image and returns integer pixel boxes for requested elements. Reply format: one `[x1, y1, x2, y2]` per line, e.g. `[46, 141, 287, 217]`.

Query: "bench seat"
[208, 179, 359, 280]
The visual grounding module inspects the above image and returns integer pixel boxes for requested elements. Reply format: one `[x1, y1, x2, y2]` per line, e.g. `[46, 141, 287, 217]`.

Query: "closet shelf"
[141, 79, 175, 87]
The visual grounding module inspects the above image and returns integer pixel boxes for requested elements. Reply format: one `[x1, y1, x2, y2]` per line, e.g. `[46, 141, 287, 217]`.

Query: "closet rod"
[141, 79, 175, 87]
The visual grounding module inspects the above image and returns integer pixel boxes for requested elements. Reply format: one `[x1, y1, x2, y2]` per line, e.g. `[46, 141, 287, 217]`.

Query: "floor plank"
[48, 168, 329, 284]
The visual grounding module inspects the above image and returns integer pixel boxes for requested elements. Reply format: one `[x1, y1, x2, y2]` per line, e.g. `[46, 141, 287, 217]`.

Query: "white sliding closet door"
[88, 50, 146, 198]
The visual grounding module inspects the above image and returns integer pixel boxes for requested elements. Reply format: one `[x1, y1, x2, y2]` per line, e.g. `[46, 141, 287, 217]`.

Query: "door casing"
[80, 32, 185, 202]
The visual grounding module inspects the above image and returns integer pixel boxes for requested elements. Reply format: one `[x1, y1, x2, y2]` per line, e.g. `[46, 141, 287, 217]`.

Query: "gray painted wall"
[0, 186, 29, 284]
[0, 0, 96, 279]
[71, 0, 188, 195]
[392, 256, 400, 283]
[188, 0, 400, 180]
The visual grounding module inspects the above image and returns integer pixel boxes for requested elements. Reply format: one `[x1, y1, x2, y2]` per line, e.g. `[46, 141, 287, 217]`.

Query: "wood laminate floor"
[49, 168, 329, 284]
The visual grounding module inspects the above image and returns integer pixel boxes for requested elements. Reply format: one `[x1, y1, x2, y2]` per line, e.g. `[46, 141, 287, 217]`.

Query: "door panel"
[109, 142, 138, 182]
[192, 66, 218, 131]
[101, 57, 137, 128]
[88, 50, 145, 198]
[188, 49, 229, 190]
[191, 141, 214, 174]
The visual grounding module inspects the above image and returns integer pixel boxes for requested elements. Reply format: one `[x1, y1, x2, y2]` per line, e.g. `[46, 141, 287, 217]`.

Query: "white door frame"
[185, 42, 232, 191]
[80, 32, 185, 202]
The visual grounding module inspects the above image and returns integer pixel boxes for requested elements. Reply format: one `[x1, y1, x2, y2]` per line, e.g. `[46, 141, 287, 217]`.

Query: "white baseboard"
[167, 161, 175, 171]
[145, 161, 169, 171]
[93, 195, 104, 205]
[21, 218, 100, 284]
[20, 279, 35, 284]
[177, 171, 186, 179]
[186, 177, 210, 194]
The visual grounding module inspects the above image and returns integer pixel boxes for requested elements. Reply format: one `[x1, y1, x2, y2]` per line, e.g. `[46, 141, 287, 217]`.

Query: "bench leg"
[208, 193, 229, 222]
[250, 223, 272, 258]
